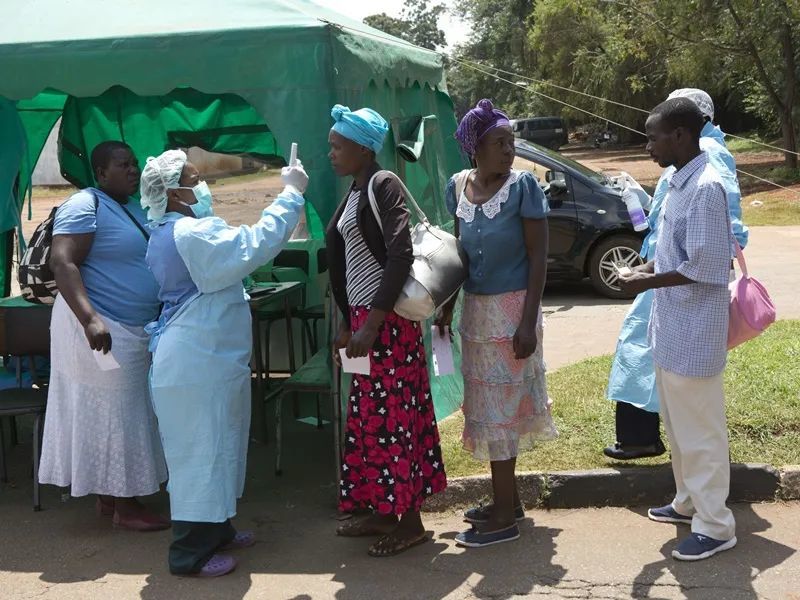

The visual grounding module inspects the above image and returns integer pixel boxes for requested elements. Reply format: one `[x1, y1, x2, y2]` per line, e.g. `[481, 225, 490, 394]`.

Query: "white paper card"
[94, 350, 120, 371]
[339, 348, 371, 375]
[431, 326, 455, 376]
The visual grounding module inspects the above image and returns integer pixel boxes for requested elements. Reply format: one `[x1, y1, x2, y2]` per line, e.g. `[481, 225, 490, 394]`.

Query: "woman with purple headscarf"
[437, 99, 557, 548]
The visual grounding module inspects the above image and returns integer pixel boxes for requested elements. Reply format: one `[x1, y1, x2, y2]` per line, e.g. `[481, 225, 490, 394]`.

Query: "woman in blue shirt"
[438, 100, 557, 548]
[39, 141, 168, 531]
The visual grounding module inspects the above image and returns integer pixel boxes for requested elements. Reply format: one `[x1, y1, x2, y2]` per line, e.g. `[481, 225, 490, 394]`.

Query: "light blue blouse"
[446, 170, 549, 295]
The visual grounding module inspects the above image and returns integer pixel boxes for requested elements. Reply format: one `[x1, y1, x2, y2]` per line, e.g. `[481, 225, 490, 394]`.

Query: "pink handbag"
[728, 240, 776, 349]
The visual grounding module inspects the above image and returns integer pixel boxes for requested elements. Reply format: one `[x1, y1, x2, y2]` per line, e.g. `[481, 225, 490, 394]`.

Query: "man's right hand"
[332, 322, 352, 367]
[84, 315, 112, 354]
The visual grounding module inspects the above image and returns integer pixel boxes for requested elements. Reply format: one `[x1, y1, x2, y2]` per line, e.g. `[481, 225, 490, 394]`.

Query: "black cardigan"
[326, 164, 413, 326]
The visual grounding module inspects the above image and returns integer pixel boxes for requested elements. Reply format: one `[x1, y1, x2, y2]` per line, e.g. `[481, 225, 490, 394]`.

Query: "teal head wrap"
[330, 104, 389, 154]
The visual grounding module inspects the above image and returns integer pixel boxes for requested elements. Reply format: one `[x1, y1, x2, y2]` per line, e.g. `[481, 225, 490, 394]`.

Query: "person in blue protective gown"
[139, 149, 308, 577]
[604, 88, 749, 461]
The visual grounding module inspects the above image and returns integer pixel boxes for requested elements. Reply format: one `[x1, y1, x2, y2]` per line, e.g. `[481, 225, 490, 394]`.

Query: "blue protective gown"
[606, 124, 748, 413]
[145, 191, 304, 522]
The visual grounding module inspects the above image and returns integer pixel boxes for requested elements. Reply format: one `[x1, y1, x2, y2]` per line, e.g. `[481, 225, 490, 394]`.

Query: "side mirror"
[545, 171, 553, 183]
[549, 179, 568, 196]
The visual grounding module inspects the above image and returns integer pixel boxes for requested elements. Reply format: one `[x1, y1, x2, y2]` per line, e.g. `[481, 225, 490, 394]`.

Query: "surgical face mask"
[178, 181, 214, 218]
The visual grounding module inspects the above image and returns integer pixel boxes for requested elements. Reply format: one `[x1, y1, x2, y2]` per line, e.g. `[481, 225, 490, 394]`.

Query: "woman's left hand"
[346, 324, 379, 358]
[513, 322, 538, 360]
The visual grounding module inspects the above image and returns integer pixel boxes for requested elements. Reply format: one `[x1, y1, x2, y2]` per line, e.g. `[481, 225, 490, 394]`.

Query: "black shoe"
[603, 440, 666, 460]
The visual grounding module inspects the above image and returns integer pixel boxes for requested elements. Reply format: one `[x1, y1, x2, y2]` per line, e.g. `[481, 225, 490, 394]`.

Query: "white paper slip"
[94, 349, 121, 371]
[338, 348, 371, 375]
[431, 326, 455, 376]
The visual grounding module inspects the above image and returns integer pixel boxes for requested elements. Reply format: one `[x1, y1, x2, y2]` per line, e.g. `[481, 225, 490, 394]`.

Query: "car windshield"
[515, 140, 610, 186]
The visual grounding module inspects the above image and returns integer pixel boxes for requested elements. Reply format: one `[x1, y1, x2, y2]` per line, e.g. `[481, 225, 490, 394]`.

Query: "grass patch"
[439, 320, 800, 477]
[726, 132, 783, 154]
[742, 192, 800, 226]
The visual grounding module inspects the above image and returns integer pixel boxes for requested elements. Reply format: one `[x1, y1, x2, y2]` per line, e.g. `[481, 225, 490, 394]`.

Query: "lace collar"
[455, 170, 521, 223]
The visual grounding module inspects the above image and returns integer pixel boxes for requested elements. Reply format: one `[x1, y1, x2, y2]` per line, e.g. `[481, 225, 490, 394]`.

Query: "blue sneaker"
[464, 504, 525, 524]
[455, 524, 520, 548]
[672, 533, 737, 561]
[648, 504, 693, 524]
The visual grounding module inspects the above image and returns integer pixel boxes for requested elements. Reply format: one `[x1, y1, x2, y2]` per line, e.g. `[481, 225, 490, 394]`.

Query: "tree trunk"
[781, 110, 798, 170]
[779, 3, 798, 169]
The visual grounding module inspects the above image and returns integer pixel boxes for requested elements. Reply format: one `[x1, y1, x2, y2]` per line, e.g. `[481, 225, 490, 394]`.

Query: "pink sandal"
[192, 554, 237, 578]
[96, 497, 114, 517]
[220, 531, 256, 551]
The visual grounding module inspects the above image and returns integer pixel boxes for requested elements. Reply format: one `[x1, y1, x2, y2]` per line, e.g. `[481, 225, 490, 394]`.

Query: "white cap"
[667, 88, 714, 121]
[140, 149, 188, 221]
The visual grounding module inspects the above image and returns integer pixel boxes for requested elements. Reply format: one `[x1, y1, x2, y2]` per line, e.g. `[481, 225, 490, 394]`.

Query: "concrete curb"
[424, 463, 799, 512]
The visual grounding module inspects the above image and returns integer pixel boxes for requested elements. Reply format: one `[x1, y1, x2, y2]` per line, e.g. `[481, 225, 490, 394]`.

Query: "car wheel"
[588, 235, 645, 299]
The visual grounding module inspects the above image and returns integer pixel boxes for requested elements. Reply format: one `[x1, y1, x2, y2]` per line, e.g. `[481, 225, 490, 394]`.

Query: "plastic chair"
[0, 305, 51, 511]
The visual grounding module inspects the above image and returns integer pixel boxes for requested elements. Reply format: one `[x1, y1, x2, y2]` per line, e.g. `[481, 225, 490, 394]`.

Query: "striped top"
[337, 190, 384, 307]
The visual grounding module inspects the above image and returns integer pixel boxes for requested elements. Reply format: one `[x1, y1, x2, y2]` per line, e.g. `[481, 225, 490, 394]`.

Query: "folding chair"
[0, 305, 51, 511]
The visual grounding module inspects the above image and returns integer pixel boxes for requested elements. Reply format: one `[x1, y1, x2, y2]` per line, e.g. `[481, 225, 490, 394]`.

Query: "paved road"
[1, 468, 797, 600]
[542, 226, 798, 370]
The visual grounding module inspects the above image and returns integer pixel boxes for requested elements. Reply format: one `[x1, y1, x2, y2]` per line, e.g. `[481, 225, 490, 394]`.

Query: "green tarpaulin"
[0, 0, 468, 419]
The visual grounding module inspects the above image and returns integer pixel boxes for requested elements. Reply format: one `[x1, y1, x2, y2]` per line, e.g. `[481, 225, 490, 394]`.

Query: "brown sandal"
[336, 516, 396, 538]
[368, 532, 429, 557]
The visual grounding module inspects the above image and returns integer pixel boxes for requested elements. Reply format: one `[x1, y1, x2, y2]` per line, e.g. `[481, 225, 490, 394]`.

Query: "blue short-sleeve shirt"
[446, 170, 548, 295]
[53, 188, 160, 326]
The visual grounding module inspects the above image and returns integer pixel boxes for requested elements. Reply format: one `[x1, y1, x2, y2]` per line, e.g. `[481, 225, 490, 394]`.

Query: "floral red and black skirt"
[339, 307, 447, 515]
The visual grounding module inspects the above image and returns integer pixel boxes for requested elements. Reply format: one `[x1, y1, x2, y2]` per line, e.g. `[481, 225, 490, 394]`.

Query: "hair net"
[667, 88, 714, 121]
[140, 149, 188, 220]
[330, 104, 389, 154]
[454, 98, 511, 157]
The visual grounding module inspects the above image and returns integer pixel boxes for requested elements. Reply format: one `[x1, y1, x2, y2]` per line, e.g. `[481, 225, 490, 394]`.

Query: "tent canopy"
[0, 0, 467, 418]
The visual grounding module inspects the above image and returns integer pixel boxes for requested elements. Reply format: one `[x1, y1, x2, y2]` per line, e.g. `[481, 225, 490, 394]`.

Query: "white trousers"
[656, 367, 736, 540]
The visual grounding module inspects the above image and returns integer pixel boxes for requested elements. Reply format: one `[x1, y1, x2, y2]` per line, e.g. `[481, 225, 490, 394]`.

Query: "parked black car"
[510, 117, 568, 150]
[513, 140, 645, 299]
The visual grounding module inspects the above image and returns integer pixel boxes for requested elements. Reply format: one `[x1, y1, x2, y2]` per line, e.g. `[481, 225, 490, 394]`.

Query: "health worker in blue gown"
[139, 149, 308, 578]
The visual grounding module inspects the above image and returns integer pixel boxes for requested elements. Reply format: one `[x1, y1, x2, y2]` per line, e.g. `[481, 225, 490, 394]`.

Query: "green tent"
[0, 0, 467, 418]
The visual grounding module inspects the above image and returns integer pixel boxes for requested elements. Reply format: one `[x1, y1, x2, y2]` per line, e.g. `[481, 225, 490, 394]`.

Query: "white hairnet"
[140, 149, 188, 220]
[667, 88, 714, 121]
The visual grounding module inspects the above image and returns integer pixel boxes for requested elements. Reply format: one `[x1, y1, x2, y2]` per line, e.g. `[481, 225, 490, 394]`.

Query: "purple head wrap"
[454, 99, 511, 156]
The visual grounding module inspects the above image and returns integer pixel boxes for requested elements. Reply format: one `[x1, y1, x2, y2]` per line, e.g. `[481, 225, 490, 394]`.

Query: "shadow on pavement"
[0, 405, 568, 600]
[629, 505, 796, 600]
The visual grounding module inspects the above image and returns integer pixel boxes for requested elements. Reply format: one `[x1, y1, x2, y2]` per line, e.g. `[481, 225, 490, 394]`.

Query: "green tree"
[364, 0, 447, 51]
[529, 0, 671, 135]
[447, 0, 538, 117]
[533, 0, 800, 166]
[636, 0, 800, 168]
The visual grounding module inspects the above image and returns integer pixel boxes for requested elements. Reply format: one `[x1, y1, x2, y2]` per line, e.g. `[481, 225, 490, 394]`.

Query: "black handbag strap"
[91, 190, 150, 241]
[120, 204, 150, 240]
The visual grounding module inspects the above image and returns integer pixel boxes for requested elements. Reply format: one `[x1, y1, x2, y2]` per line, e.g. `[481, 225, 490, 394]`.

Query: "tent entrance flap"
[56, 86, 286, 190]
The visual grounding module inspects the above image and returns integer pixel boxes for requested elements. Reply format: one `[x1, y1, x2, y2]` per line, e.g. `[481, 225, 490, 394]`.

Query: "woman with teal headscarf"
[326, 104, 447, 557]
